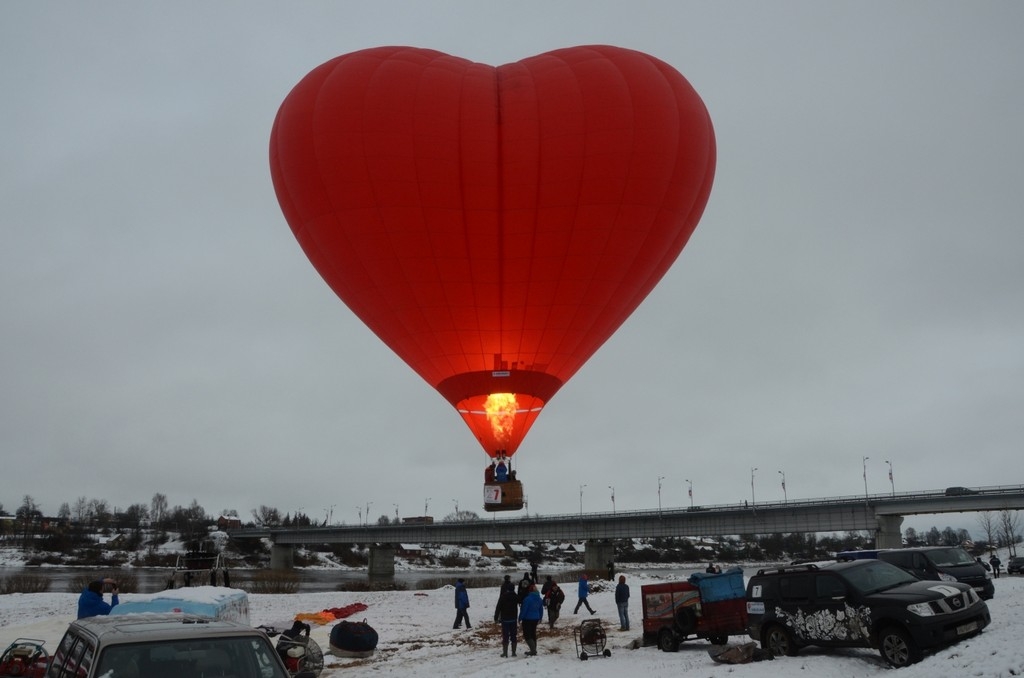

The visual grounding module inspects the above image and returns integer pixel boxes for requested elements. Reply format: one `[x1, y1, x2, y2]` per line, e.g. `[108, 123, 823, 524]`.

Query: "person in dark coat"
[990, 554, 1002, 579]
[453, 579, 471, 629]
[573, 573, 595, 614]
[493, 585, 520, 657]
[77, 578, 119, 619]
[519, 583, 544, 656]
[615, 574, 630, 631]
[544, 581, 565, 629]
[517, 572, 532, 603]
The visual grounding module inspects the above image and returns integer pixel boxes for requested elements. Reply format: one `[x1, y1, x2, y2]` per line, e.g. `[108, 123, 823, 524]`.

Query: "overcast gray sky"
[2, 2, 1021, 534]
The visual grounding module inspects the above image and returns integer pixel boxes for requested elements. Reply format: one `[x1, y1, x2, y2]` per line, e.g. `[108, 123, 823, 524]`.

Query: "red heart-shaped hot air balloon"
[270, 45, 715, 461]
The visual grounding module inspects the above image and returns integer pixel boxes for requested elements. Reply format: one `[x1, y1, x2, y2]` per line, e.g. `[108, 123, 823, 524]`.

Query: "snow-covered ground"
[2, 569, 1022, 677]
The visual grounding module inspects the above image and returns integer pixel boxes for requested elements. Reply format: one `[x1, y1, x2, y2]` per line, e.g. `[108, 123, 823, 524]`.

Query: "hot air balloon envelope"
[270, 45, 715, 459]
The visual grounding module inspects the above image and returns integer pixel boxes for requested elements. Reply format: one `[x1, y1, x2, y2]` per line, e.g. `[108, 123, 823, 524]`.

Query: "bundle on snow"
[329, 619, 379, 658]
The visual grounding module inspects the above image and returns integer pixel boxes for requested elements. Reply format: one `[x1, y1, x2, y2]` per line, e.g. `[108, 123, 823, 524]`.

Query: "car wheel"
[879, 625, 922, 668]
[763, 624, 799, 657]
[708, 634, 729, 645]
[658, 627, 680, 652]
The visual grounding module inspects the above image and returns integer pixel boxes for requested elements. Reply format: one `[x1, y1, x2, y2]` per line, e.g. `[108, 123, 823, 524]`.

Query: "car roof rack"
[755, 563, 819, 576]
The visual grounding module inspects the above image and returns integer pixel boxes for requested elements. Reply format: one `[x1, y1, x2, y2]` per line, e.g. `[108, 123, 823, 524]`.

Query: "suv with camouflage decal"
[745, 560, 990, 667]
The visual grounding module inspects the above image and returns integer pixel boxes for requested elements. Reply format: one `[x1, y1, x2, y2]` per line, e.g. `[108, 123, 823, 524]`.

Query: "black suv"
[745, 560, 990, 667]
[1008, 556, 1024, 575]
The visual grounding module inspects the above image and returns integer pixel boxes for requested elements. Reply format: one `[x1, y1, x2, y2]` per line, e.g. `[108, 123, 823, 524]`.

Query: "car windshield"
[925, 548, 975, 567]
[94, 636, 290, 678]
[840, 561, 918, 595]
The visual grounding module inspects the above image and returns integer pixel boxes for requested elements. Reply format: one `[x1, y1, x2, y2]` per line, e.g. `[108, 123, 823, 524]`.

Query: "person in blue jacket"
[453, 578, 471, 629]
[518, 583, 544, 656]
[573, 573, 595, 614]
[77, 578, 119, 619]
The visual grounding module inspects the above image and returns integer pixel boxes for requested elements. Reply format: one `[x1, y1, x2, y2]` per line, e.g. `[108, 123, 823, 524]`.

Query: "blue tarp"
[688, 566, 745, 602]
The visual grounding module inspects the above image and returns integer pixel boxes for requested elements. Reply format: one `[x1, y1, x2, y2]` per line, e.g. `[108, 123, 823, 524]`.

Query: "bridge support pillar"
[875, 514, 904, 549]
[270, 544, 294, 570]
[368, 545, 396, 578]
[584, 540, 616, 580]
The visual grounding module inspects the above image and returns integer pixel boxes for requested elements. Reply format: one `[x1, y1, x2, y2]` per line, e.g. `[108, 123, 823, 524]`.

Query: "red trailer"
[641, 569, 748, 652]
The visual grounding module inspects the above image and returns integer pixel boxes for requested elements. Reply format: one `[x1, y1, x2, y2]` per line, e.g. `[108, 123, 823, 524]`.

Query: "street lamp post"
[685, 478, 693, 508]
[862, 456, 870, 501]
[355, 506, 361, 526]
[424, 498, 430, 518]
[658, 476, 665, 513]
[885, 459, 895, 496]
[452, 498, 459, 519]
[579, 484, 587, 516]
[365, 502, 373, 526]
[750, 467, 758, 507]
[778, 470, 787, 503]
[608, 486, 616, 514]
[393, 504, 399, 523]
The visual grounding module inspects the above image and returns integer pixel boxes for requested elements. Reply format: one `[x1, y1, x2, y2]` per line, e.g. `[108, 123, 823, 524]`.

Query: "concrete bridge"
[230, 484, 1024, 576]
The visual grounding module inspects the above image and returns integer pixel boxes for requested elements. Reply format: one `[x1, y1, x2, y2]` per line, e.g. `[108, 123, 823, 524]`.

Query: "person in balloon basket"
[453, 579, 471, 629]
[519, 583, 545, 656]
[573, 573, 595, 614]
[77, 578, 119, 619]
[495, 458, 509, 483]
[544, 581, 565, 629]
[615, 574, 630, 631]
[494, 583, 520, 657]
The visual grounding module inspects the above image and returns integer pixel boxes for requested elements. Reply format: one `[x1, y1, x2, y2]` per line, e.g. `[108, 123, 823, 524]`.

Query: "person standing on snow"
[519, 583, 544, 656]
[544, 581, 565, 629]
[493, 584, 520, 657]
[453, 579, 471, 629]
[615, 574, 631, 631]
[574, 573, 595, 614]
[989, 554, 1002, 579]
[77, 578, 119, 619]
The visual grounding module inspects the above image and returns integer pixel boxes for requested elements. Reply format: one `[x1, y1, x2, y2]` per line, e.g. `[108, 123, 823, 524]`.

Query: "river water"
[1, 565, 707, 594]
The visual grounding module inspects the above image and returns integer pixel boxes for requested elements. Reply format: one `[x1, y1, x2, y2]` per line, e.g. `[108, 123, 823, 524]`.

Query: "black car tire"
[763, 624, 799, 657]
[879, 625, 922, 668]
[708, 634, 729, 645]
[658, 627, 680, 652]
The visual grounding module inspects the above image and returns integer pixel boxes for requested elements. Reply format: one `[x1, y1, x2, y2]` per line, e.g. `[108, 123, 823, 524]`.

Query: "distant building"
[481, 542, 507, 557]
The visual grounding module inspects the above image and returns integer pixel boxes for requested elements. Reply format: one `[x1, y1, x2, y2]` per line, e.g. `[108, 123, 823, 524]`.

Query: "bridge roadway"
[231, 484, 1024, 571]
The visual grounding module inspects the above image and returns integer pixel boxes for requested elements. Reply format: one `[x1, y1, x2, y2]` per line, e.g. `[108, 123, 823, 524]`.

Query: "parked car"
[46, 613, 315, 678]
[838, 546, 995, 600]
[745, 560, 990, 667]
[877, 547, 994, 600]
[1007, 556, 1024, 575]
[944, 486, 979, 496]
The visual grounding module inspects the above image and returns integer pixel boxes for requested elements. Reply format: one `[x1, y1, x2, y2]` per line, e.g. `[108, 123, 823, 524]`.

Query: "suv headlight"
[907, 602, 936, 617]
[938, 572, 957, 583]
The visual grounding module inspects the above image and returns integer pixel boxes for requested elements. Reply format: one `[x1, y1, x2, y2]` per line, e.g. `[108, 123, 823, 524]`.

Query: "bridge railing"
[228, 484, 1024, 536]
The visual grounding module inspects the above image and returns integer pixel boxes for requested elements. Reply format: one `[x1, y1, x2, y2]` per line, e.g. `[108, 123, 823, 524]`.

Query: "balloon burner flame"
[483, 393, 518, 444]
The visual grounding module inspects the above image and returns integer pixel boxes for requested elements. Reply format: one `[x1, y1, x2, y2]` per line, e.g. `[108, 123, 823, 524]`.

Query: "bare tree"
[73, 496, 89, 523]
[151, 493, 168, 527]
[16, 495, 40, 549]
[999, 509, 1021, 557]
[252, 505, 282, 526]
[976, 512, 998, 550]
